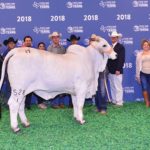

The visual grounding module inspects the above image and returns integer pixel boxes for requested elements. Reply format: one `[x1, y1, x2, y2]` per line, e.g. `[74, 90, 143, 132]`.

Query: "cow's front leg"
[71, 95, 78, 119]
[18, 96, 30, 128]
[8, 95, 20, 133]
[76, 95, 86, 125]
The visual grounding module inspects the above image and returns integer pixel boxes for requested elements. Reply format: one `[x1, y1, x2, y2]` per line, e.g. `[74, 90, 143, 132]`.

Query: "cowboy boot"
[143, 91, 150, 107]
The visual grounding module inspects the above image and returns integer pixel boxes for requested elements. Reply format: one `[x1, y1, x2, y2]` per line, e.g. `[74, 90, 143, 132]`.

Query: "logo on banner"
[0, 3, 16, 9]
[132, 0, 148, 7]
[33, 26, 50, 34]
[84, 39, 90, 46]
[67, 26, 83, 33]
[17, 40, 24, 47]
[33, 1, 50, 9]
[0, 27, 16, 34]
[100, 25, 117, 32]
[99, 0, 116, 8]
[59, 39, 67, 46]
[124, 87, 135, 94]
[133, 25, 149, 32]
[120, 38, 133, 45]
[66, 1, 83, 8]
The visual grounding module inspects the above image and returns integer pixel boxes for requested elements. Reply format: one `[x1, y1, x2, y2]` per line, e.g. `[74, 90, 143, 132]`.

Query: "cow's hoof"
[79, 120, 86, 125]
[75, 119, 86, 125]
[12, 127, 21, 133]
[22, 121, 30, 128]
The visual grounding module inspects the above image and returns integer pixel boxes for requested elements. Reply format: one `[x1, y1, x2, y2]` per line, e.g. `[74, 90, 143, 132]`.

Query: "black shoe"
[25, 105, 31, 110]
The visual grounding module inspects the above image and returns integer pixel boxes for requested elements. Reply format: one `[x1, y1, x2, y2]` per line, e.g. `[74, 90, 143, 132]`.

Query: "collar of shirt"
[52, 44, 61, 48]
[112, 42, 117, 48]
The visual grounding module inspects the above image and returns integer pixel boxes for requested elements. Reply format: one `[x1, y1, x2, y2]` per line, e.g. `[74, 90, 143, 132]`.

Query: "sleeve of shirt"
[136, 52, 141, 78]
[116, 45, 125, 71]
[47, 45, 52, 52]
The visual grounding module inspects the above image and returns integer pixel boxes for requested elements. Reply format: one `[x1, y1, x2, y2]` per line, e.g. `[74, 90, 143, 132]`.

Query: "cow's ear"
[96, 36, 102, 42]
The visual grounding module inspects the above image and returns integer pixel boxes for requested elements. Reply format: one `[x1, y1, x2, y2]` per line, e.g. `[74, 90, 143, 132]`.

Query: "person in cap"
[67, 34, 80, 45]
[107, 31, 125, 106]
[89, 34, 108, 114]
[47, 31, 66, 54]
[3, 37, 18, 58]
[2, 37, 18, 101]
[47, 32, 66, 109]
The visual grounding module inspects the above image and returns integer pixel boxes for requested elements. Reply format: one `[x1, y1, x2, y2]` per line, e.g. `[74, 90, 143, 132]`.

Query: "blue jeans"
[140, 72, 150, 94]
[51, 94, 70, 106]
[95, 71, 107, 111]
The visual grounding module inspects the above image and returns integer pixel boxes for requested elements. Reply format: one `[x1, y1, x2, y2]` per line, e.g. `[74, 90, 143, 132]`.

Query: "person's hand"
[136, 77, 141, 84]
[115, 71, 120, 75]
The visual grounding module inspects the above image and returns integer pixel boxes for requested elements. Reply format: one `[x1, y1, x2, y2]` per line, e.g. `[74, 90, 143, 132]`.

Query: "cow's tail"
[0, 48, 17, 90]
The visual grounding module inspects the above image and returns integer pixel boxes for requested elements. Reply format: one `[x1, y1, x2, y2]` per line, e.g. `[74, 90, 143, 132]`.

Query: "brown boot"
[143, 91, 150, 107]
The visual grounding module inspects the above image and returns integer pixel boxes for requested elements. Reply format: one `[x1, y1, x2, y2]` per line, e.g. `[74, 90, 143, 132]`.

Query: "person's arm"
[136, 52, 142, 84]
[116, 45, 125, 74]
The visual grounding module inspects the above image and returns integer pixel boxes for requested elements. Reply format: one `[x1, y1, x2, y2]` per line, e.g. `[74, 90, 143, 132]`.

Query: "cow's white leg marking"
[76, 95, 86, 125]
[71, 95, 78, 119]
[75, 85, 86, 125]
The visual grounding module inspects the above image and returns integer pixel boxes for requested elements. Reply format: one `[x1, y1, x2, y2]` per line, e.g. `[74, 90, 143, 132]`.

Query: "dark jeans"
[25, 93, 44, 107]
[140, 72, 150, 94]
[95, 71, 107, 111]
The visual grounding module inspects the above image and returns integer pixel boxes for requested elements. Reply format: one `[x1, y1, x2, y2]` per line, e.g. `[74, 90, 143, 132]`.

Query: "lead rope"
[104, 70, 111, 103]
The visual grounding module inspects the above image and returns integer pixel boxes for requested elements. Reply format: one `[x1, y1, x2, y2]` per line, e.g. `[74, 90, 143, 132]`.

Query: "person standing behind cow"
[23, 36, 47, 109]
[47, 32, 66, 109]
[67, 34, 81, 107]
[136, 40, 150, 107]
[3, 37, 17, 57]
[2, 37, 18, 100]
[38, 42, 46, 50]
[47, 32, 66, 54]
[107, 31, 125, 106]
[67, 34, 80, 45]
[89, 34, 107, 114]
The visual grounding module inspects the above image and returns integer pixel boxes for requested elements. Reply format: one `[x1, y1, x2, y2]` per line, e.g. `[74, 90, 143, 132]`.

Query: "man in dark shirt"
[107, 31, 125, 106]
[2, 37, 18, 100]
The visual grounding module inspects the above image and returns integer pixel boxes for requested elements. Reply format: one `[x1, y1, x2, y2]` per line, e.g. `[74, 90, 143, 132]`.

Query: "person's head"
[23, 36, 33, 47]
[3, 37, 18, 50]
[49, 32, 61, 45]
[89, 34, 97, 45]
[67, 34, 80, 45]
[141, 39, 150, 51]
[109, 31, 122, 44]
[38, 42, 46, 50]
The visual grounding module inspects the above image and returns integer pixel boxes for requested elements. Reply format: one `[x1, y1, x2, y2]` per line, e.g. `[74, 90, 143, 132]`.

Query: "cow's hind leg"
[8, 96, 20, 133]
[8, 89, 25, 133]
[18, 96, 30, 128]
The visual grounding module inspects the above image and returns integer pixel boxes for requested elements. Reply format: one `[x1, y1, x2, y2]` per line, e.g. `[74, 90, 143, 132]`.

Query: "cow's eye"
[103, 44, 107, 47]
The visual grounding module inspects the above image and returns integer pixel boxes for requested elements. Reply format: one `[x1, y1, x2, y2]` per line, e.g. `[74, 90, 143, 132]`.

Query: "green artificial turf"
[0, 102, 150, 150]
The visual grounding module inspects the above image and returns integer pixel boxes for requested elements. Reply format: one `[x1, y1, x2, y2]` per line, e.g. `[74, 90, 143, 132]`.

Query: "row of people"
[0, 31, 125, 115]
